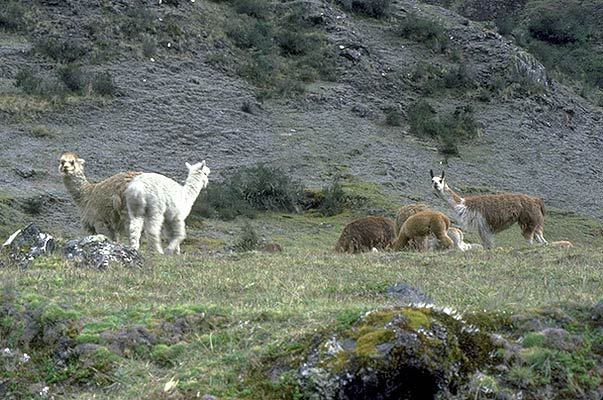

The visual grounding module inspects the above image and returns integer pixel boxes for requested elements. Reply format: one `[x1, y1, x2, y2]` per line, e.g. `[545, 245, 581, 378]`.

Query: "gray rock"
[386, 283, 433, 305]
[1, 223, 55, 268]
[63, 235, 143, 270]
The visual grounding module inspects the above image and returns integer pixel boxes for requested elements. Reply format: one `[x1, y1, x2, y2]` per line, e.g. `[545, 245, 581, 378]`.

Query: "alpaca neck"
[182, 172, 207, 209]
[63, 171, 91, 205]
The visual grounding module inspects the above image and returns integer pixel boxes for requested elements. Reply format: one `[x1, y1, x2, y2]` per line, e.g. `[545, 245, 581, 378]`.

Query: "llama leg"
[165, 219, 185, 255]
[144, 215, 165, 254]
[128, 217, 145, 250]
[521, 225, 535, 245]
[478, 227, 494, 249]
[534, 227, 547, 244]
[434, 230, 453, 249]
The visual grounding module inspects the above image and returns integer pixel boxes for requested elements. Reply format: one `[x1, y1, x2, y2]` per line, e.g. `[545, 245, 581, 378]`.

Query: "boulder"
[63, 235, 143, 270]
[1, 223, 55, 268]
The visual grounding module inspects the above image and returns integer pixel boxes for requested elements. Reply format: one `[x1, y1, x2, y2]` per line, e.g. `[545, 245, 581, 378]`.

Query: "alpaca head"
[59, 152, 86, 176]
[185, 160, 210, 177]
[430, 169, 447, 192]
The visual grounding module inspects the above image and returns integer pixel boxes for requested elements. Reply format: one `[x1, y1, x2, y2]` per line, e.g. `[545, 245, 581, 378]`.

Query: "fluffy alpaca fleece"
[431, 170, 547, 249]
[550, 240, 573, 249]
[394, 203, 429, 236]
[124, 161, 210, 254]
[426, 227, 483, 251]
[334, 216, 396, 254]
[59, 152, 141, 241]
[391, 210, 453, 251]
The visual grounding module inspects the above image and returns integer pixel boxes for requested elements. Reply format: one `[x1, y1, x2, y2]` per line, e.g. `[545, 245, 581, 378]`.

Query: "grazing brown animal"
[334, 216, 396, 254]
[391, 211, 453, 251]
[431, 170, 547, 249]
[394, 203, 430, 236]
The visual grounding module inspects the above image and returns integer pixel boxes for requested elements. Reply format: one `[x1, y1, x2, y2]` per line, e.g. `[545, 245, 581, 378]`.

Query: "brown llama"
[334, 216, 396, 254]
[390, 210, 453, 251]
[431, 170, 547, 249]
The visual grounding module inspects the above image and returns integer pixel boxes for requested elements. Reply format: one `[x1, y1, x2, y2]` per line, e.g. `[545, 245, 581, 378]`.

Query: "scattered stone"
[386, 283, 433, 305]
[1, 223, 55, 269]
[340, 48, 362, 62]
[63, 235, 143, 270]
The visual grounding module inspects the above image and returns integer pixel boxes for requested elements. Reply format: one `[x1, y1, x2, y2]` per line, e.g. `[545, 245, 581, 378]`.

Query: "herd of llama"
[58, 152, 571, 255]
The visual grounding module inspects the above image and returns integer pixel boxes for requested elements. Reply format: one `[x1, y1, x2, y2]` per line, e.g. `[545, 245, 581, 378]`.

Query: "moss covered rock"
[298, 306, 498, 399]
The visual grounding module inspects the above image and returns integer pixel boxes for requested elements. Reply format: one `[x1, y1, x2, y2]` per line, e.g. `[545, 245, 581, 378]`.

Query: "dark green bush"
[234, 221, 260, 252]
[336, 0, 390, 18]
[192, 164, 304, 220]
[0, 1, 27, 32]
[90, 72, 116, 97]
[398, 13, 449, 52]
[233, 0, 269, 19]
[141, 36, 157, 58]
[408, 100, 479, 156]
[120, 7, 157, 38]
[278, 30, 321, 57]
[226, 18, 273, 51]
[384, 106, 402, 126]
[317, 180, 346, 217]
[527, 5, 588, 45]
[57, 64, 85, 93]
[15, 68, 43, 95]
[33, 38, 88, 63]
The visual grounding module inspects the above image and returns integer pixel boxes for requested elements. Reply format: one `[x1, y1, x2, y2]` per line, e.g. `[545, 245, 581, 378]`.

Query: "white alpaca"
[124, 161, 210, 255]
[431, 170, 547, 249]
[59, 152, 141, 241]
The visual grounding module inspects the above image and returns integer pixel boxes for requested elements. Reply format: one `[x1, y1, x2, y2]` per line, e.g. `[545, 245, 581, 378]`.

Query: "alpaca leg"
[144, 215, 165, 254]
[391, 233, 409, 251]
[165, 219, 185, 255]
[128, 217, 145, 250]
[434, 230, 453, 249]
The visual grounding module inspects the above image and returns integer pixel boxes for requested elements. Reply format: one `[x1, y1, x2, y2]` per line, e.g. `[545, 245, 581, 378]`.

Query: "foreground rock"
[1, 223, 55, 268]
[1, 224, 142, 269]
[298, 306, 496, 399]
[63, 235, 143, 270]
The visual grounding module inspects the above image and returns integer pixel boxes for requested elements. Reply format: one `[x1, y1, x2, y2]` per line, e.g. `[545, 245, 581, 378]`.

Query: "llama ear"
[430, 169, 434, 178]
[185, 162, 192, 170]
[441, 170, 445, 179]
[200, 160, 206, 168]
[77, 158, 85, 165]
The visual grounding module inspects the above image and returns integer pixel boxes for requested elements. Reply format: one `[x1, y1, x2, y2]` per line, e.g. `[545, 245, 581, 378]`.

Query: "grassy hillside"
[1, 203, 602, 399]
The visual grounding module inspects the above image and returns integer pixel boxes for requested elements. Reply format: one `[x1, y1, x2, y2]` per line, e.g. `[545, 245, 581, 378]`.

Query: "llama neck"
[182, 172, 208, 209]
[441, 185, 464, 208]
[63, 171, 91, 205]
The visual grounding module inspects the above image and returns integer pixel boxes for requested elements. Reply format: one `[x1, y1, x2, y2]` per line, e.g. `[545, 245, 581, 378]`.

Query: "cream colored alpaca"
[390, 210, 453, 251]
[59, 152, 140, 241]
[426, 227, 483, 251]
[124, 161, 210, 255]
[431, 170, 547, 249]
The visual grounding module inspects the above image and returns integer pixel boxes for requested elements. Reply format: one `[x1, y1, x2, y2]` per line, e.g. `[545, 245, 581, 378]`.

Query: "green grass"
[1, 194, 602, 398]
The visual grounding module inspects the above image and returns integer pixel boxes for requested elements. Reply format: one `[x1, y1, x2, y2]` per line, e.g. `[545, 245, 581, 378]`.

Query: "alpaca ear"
[430, 169, 434, 178]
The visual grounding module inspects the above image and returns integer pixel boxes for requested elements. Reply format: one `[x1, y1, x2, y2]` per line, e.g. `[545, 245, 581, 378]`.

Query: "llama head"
[59, 152, 85, 175]
[430, 169, 446, 192]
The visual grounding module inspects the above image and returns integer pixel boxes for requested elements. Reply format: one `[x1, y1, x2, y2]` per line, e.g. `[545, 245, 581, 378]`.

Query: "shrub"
[33, 38, 88, 63]
[233, 0, 269, 19]
[141, 36, 157, 58]
[277, 30, 321, 57]
[317, 180, 346, 217]
[226, 18, 273, 51]
[0, 1, 27, 32]
[120, 7, 157, 38]
[384, 105, 402, 126]
[192, 164, 304, 220]
[408, 100, 479, 156]
[234, 221, 260, 252]
[90, 72, 116, 97]
[527, 4, 588, 45]
[57, 64, 85, 93]
[336, 0, 390, 18]
[15, 68, 43, 95]
[398, 13, 449, 52]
